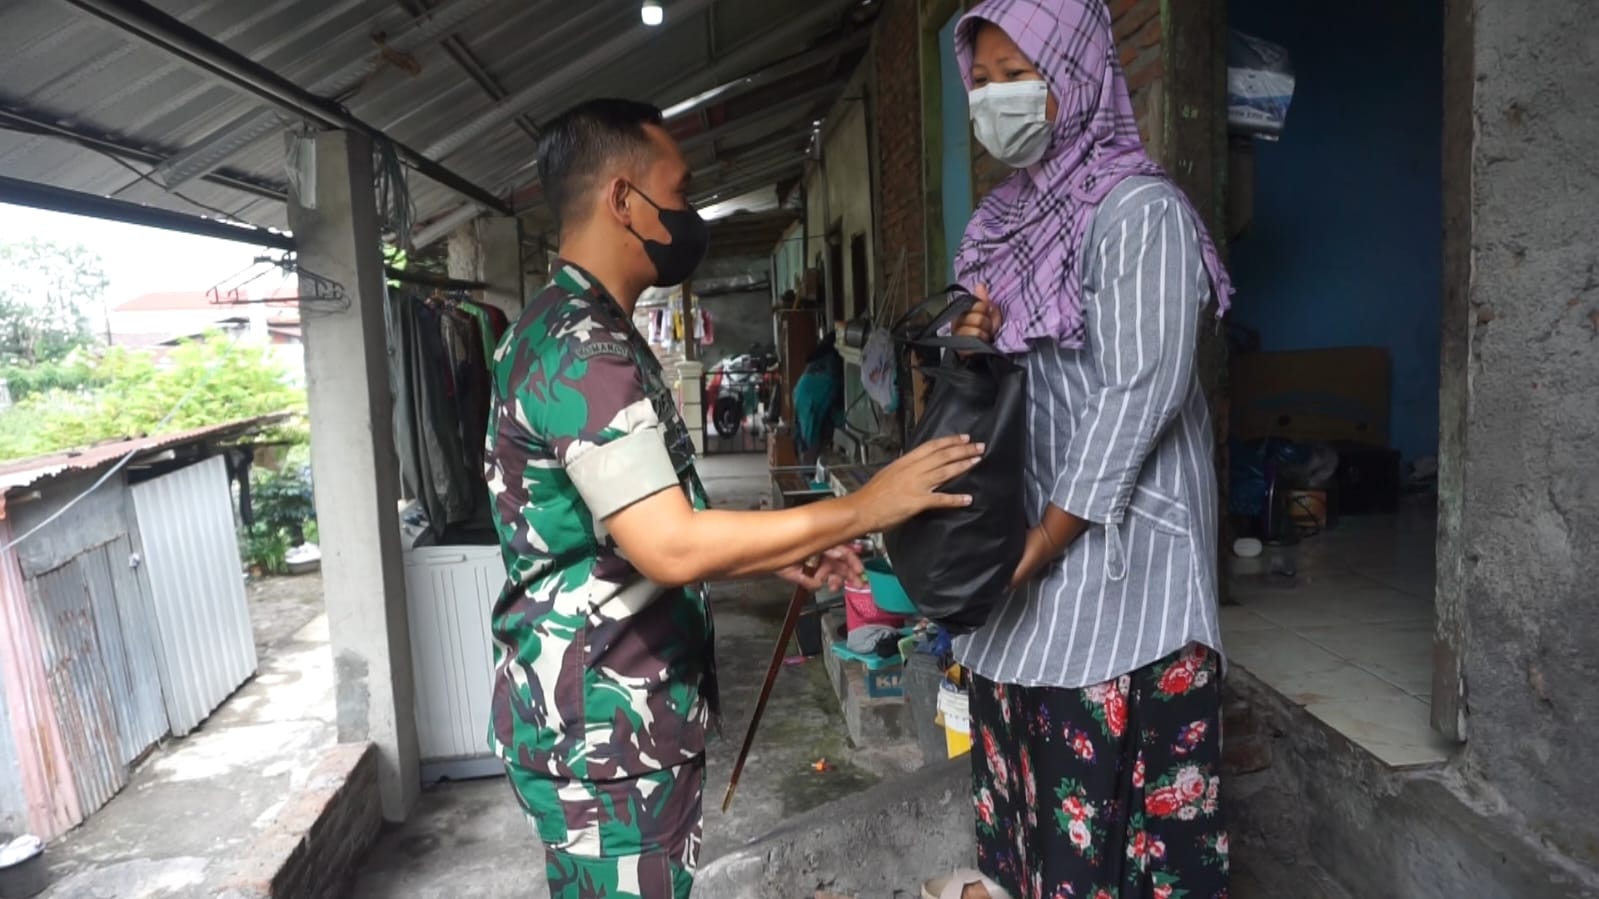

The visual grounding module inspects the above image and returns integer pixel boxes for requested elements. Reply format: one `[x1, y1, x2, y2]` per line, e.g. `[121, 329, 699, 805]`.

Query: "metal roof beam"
[429, 0, 866, 161]
[680, 80, 844, 154]
[0, 105, 286, 202]
[661, 27, 870, 120]
[649, 0, 867, 119]
[426, 0, 720, 160]
[694, 141, 809, 181]
[61, 0, 512, 215]
[0, 174, 295, 250]
[693, 157, 807, 205]
[156, 0, 503, 189]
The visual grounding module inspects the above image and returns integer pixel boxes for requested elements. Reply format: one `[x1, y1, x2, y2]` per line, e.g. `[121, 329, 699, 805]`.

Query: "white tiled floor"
[1223, 500, 1458, 768]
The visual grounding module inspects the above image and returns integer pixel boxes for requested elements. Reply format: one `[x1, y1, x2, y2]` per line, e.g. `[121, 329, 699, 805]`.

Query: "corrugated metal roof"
[0, 415, 284, 495]
[0, 0, 875, 247]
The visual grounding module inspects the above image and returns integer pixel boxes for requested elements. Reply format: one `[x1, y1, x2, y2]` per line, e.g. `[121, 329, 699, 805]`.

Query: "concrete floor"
[21, 456, 1349, 899]
[1222, 498, 1452, 768]
[31, 574, 331, 899]
[352, 454, 1347, 898]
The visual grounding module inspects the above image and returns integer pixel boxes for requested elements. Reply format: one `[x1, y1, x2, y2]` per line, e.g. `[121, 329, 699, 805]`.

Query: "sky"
[0, 203, 275, 306]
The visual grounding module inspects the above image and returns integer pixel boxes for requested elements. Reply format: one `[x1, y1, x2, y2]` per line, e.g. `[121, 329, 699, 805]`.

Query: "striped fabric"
[954, 176, 1223, 689]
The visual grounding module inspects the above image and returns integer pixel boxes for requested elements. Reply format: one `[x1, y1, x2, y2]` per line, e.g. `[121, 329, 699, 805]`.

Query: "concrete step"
[1234, 855, 1353, 899]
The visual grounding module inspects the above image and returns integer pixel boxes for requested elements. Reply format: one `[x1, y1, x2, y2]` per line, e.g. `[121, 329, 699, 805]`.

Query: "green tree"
[0, 239, 107, 366]
[0, 332, 306, 462]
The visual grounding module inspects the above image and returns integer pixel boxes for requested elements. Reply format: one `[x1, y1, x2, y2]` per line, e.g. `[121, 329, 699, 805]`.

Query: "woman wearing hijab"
[925, 2, 1234, 898]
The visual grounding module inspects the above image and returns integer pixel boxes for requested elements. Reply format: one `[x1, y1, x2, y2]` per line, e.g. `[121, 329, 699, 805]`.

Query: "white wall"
[804, 67, 878, 328]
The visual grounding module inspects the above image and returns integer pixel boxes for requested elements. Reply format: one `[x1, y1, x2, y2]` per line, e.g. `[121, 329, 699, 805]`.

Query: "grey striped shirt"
[954, 176, 1223, 690]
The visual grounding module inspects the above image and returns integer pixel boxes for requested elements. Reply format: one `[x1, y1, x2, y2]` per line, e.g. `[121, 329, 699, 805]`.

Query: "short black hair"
[538, 98, 665, 231]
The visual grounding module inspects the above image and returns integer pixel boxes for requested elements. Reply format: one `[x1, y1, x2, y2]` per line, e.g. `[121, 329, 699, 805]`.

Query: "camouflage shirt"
[486, 261, 713, 782]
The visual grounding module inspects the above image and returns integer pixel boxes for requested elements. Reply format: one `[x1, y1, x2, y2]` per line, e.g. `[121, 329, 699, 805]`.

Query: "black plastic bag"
[883, 288, 1028, 635]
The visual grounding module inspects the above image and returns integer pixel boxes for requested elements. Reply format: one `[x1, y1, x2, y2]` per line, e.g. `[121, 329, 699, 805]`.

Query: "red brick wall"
[1111, 0, 1166, 155]
[871, 0, 929, 312]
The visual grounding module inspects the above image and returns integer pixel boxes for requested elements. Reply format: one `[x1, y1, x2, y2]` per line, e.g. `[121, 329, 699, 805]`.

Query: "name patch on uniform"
[574, 340, 633, 362]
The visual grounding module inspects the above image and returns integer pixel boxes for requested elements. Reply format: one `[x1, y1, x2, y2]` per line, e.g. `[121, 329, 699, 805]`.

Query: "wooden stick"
[722, 562, 818, 813]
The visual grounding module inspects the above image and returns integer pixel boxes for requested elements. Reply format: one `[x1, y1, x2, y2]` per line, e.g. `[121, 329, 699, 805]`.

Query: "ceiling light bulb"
[641, 0, 664, 26]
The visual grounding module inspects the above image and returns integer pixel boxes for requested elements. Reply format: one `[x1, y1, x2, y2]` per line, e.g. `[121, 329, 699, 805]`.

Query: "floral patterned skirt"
[969, 643, 1228, 899]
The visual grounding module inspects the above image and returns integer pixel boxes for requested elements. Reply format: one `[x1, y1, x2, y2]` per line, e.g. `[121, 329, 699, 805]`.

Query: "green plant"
[0, 355, 104, 401]
[240, 464, 316, 576]
[242, 523, 291, 576]
[252, 464, 316, 547]
[0, 239, 104, 366]
[0, 332, 307, 462]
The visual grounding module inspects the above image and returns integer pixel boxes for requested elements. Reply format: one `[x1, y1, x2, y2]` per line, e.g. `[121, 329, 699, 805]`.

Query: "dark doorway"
[826, 228, 845, 327]
[849, 233, 869, 320]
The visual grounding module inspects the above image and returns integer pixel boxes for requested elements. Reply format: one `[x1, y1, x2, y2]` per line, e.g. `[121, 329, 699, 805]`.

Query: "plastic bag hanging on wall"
[1228, 30, 1297, 140]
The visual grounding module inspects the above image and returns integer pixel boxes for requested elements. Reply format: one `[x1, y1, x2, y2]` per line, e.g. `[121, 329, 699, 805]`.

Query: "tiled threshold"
[1222, 507, 1457, 768]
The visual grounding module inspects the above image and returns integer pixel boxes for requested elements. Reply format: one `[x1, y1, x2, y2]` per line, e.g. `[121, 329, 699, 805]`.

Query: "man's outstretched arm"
[604, 435, 982, 587]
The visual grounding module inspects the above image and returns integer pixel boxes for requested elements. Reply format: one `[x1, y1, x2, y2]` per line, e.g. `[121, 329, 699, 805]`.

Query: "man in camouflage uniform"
[486, 98, 984, 899]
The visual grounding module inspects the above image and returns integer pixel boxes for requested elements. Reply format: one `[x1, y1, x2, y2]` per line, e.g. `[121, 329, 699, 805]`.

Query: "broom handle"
[721, 561, 818, 812]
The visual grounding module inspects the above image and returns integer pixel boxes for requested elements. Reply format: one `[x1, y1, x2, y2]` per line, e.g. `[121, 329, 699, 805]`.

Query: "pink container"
[845, 582, 907, 632]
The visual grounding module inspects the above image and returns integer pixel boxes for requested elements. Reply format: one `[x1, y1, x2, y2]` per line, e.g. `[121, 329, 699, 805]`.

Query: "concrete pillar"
[681, 280, 699, 363]
[677, 360, 706, 455]
[1446, 0, 1599, 868]
[447, 216, 525, 318]
[287, 129, 420, 822]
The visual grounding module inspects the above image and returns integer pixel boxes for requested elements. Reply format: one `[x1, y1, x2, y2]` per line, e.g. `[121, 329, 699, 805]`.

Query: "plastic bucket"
[845, 582, 906, 632]
[863, 558, 918, 616]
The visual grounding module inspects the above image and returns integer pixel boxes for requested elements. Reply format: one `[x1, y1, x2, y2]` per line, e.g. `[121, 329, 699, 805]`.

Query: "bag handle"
[890, 285, 1003, 357]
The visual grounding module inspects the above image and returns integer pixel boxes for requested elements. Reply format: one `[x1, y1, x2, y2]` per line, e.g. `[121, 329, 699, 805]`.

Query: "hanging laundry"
[386, 288, 498, 542]
[695, 307, 716, 346]
[649, 307, 669, 345]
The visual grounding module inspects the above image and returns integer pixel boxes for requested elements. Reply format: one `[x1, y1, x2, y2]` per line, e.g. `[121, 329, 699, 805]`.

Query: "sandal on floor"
[921, 869, 1013, 899]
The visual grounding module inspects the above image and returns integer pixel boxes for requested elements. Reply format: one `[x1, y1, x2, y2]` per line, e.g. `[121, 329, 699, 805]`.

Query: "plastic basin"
[863, 558, 917, 615]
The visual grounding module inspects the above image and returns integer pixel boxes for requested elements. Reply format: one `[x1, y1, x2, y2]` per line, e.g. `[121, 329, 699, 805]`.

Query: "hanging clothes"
[694, 307, 715, 346]
[460, 300, 509, 365]
[386, 289, 498, 541]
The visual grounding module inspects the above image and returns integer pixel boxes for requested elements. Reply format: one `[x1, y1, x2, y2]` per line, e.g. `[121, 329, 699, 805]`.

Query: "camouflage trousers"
[508, 757, 705, 899]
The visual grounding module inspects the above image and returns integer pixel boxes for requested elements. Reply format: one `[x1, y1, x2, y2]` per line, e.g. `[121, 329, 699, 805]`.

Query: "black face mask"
[626, 186, 710, 288]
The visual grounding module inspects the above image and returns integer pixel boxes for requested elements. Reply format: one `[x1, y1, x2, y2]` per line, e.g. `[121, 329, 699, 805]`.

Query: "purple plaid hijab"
[952, 0, 1232, 353]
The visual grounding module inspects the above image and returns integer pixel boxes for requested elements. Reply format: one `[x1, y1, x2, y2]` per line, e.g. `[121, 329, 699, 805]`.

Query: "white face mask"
[969, 80, 1052, 169]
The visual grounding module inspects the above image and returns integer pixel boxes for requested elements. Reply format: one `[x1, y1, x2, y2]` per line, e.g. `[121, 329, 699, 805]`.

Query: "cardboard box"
[1230, 348, 1391, 447]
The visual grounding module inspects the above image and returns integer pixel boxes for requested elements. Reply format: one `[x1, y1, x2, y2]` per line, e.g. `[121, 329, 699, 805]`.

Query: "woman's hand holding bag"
[882, 286, 1030, 635]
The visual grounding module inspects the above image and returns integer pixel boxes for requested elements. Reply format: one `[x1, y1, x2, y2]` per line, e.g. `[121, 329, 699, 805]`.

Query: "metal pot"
[842, 316, 872, 350]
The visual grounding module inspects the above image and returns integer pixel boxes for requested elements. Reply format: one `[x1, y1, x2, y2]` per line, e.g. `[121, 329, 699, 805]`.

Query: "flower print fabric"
[969, 644, 1229, 899]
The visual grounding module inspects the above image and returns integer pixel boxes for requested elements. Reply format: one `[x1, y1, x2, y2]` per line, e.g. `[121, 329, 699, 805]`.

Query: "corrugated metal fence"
[131, 456, 258, 736]
[2, 478, 170, 833]
[0, 456, 260, 838]
[0, 519, 81, 839]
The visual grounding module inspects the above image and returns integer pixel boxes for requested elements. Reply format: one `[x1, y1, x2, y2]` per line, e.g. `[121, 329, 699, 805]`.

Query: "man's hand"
[778, 544, 865, 592]
[953, 283, 1003, 346]
[849, 435, 985, 533]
